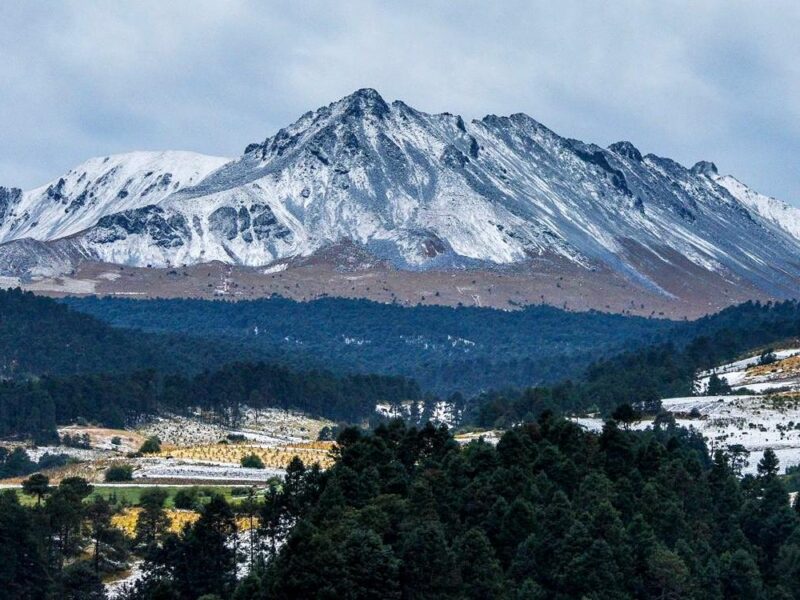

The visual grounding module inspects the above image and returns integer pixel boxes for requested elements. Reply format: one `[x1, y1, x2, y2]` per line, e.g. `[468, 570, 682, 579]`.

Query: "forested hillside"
[6, 290, 800, 441]
[110, 416, 800, 599]
[0, 288, 268, 378]
[0, 363, 422, 441]
[472, 300, 800, 426]
[62, 295, 679, 394]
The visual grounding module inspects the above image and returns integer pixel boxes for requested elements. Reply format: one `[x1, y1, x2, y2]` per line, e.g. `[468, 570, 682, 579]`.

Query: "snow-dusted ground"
[575, 400, 800, 475]
[573, 349, 800, 475]
[134, 458, 284, 482]
[661, 395, 800, 471]
[695, 348, 800, 393]
[24, 445, 105, 462]
[106, 561, 144, 599]
[139, 408, 327, 447]
[1, 409, 330, 485]
[454, 430, 502, 446]
[375, 400, 461, 428]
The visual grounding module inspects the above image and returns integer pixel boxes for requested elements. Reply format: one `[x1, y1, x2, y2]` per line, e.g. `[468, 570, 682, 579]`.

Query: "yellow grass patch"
[160, 441, 336, 469]
[748, 355, 800, 377]
[111, 508, 259, 537]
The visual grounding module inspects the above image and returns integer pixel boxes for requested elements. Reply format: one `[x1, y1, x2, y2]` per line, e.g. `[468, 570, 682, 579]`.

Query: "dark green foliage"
[138, 436, 161, 454]
[471, 299, 800, 424]
[145, 494, 239, 599]
[0, 490, 51, 599]
[0, 287, 251, 379]
[0, 447, 69, 479]
[62, 294, 678, 395]
[0, 476, 131, 600]
[135, 489, 170, 552]
[6, 291, 800, 441]
[61, 432, 92, 449]
[173, 488, 199, 510]
[21, 473, 50, 505]
[240, 453, 265, 469]
[250, 418, 800, 599]
[0, 361, 420, 439]
[706, 373, 731, 395]
[105, 464, 134, 482]
[5, 420, 800, 599]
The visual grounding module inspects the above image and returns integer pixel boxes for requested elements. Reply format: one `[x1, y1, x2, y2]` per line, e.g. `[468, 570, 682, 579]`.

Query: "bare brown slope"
[5, 240, 776, 319]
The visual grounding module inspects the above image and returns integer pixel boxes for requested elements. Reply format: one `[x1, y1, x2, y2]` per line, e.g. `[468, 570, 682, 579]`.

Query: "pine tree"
[456, 528, 506, 599]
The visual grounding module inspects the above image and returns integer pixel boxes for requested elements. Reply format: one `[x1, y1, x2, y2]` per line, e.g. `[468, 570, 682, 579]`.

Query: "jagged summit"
[608, 141, 643, 162]
[1, 90, 799, 306]
[691, 160, 719, 176]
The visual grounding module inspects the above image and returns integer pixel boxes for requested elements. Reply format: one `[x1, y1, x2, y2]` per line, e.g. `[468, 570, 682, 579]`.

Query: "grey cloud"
[0, 0, 798, 205]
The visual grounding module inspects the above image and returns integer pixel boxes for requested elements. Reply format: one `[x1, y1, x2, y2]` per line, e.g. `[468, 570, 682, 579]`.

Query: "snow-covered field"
[139, 408, 326, 447]
[1, 409, 332, 485]
[134, 458, 284, 482]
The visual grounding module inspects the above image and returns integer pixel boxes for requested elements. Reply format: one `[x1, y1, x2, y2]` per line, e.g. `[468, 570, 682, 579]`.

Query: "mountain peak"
[4, 90, 800, 311]
[337, 88, 390, 119]
[691, 160, 718, 177]
[608, 141, 643, 162]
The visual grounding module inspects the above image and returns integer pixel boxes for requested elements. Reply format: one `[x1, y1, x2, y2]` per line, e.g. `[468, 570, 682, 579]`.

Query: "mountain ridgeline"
[1, 89, 799, 313]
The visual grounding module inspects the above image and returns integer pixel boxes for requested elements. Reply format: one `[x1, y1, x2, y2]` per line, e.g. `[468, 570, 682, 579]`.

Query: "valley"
[4, 4, 800, 598]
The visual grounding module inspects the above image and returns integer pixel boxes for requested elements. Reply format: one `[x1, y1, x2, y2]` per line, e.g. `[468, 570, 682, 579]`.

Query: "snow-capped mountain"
[1, 89, 799, 302]
[0, 151, 229, 244]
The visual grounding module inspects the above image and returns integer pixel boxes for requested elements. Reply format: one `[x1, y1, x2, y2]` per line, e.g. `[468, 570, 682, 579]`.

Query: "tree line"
[0, 363, 422, 441]
[7, 416, 798, 599]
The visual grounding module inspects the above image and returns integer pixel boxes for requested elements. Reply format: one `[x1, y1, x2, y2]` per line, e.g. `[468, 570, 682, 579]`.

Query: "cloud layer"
[1, 1, 798, 204]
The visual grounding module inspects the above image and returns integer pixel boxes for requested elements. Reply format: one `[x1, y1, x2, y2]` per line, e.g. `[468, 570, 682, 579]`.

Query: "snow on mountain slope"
[1, 89, 799, 303]
[0, 151, 230, 244]
[710, 170, 800, 241]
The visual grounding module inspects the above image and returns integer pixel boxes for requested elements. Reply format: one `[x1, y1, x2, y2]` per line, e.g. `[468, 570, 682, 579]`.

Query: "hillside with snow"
[0, 151, 229, 244]
[575, 347, 800, 474]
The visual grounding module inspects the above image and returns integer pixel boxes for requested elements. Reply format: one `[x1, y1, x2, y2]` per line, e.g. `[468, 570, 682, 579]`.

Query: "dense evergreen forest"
[7, 417, 800, 599]
[62, 295, 678, 395]
[473, 299, 800, 426]
[4, 290, 800, 439]
[0, 288, 269, 379]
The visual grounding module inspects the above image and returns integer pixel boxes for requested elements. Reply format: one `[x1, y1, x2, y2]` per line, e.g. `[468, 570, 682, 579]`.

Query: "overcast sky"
[1, 1, 798, 205]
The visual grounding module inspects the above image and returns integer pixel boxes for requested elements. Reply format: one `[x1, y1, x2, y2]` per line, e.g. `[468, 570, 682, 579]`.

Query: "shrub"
[317, 426, 335, 441]
[111, 436, 122, 446]
[138, 436, 161, 454]
[105, 464, 133, 482]
[240, 454, 265, 469]
[173, 487, 199, 510]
